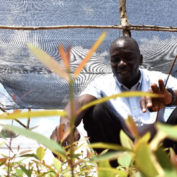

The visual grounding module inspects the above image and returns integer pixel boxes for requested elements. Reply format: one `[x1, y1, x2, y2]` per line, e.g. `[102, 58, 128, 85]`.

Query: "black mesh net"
[0, 0, 176, 109]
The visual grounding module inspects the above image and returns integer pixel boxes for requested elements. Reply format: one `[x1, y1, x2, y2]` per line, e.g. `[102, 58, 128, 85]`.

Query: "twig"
[119, 0, 131, 36]
[0, 25, 176, 32]
[0, 107, 7, 113]
[164, 55, 177, 87]
[27, 109, 31, 129]
[155, 55, 177, 122]
[14, 119, 27, 128]
[0, 106, 27, 128]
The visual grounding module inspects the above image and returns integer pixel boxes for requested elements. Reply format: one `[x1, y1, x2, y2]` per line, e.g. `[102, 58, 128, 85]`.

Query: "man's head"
[110, 36, 143, 89]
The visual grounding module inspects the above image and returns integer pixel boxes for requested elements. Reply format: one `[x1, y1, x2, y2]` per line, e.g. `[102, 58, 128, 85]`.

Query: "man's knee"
[83, 103, 108, 125]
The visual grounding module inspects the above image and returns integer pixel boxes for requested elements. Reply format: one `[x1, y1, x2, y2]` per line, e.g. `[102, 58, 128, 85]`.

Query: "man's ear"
[139, 54, 143, 65]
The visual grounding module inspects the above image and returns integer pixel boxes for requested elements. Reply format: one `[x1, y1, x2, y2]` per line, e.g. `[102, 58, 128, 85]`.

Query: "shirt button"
[133, 107, 136, 110]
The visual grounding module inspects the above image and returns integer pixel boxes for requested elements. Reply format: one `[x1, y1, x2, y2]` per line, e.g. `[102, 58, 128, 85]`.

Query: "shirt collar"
[113, 69, 143, 91]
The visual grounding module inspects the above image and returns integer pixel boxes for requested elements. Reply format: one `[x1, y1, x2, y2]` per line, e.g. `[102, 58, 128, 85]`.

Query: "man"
[51, 36, 177, 155]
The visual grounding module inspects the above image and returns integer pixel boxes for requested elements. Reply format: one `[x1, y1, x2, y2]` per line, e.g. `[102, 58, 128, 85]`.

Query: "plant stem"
[69, 77, 75, 177]
[7, 119, 13, 177]
[27, 109, 31, 129]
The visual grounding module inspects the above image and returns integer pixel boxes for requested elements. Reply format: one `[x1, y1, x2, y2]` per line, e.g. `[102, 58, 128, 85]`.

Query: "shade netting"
[0, 0, 176, 109]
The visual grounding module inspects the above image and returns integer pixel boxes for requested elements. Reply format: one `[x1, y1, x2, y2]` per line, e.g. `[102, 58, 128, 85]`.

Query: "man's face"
[110, 39, 142, 88]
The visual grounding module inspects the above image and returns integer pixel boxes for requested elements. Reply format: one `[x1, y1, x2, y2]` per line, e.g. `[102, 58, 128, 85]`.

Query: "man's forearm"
[60, 99, 83, 126]
[60, 99, 90, 127]
[60, 94, 97, 126]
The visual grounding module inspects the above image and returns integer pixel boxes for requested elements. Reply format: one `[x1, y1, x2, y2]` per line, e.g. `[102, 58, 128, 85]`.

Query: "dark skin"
[50, 36, 177, 144]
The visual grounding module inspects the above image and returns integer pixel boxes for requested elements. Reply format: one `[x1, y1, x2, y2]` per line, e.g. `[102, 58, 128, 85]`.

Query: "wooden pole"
[0, 25, 175, 32]
[119, 0, 131, 36]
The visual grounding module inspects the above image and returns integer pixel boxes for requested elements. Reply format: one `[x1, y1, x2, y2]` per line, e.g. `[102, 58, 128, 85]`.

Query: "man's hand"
[50, 122, 80, 147]
[140, 79, 172, 113]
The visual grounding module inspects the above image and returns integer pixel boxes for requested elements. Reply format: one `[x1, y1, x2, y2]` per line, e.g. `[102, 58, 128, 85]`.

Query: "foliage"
[0, 128, 17, 138]
[0, 142, 97, 177]
[0, 32, 176, 177]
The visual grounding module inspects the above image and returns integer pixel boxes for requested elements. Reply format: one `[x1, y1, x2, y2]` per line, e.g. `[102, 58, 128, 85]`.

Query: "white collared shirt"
[80, 69, 177, 137]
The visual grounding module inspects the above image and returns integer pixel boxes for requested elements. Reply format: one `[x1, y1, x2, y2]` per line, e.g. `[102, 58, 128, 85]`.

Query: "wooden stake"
[119, 0, 131, 36]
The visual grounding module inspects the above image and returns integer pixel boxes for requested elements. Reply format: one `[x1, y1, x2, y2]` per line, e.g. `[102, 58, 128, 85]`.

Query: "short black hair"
[110, 36, 140, 55]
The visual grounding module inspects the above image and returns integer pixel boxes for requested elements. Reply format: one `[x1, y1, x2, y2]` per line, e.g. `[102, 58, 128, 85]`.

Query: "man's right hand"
[50, 122, 80, 147]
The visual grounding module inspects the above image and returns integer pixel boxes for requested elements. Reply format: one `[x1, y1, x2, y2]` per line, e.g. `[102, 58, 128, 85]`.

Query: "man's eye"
[111, 61, 118, 65]
[126, 57, 134, 61]
[111, 59, 120, 63]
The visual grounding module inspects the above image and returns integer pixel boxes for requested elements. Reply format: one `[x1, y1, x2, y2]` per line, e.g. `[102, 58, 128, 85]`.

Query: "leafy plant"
[0, 32, 176, 177]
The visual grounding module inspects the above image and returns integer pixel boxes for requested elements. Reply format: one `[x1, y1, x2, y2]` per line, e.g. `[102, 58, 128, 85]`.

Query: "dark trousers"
[83, 103, 177, 167]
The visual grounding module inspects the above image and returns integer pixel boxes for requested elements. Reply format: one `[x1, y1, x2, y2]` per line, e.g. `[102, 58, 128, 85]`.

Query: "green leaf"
[90, 151, 121, 162]
[73, 32, 107, 78]
[135, 142, 159, 177]
[134, 132, 151, 151]
[19, 165, 31, 177]
[0, 132, 7, 140]
[118, 152, 132, 168]
[150, 131, 166, 151]
[98, 160, 114, 177]
[32, 160, 56, 173]
[0, 110, 66, 120]
[36, 147, 45, 161]
[47, 172, 56, 177]
[16, 157, 28, 164]
[78, 91, 162, 113]
[150, 123, 177, 151]
[16, 169, 24, 177]
[169, 148, 176, 166]
[27, 43, 69, 81]
[156, 123, 177, 140]
[120, 130, 133, 150]
[0, 124, 66, 158]
[0, 141, 5, 147]
[155, 148, 177, 177]
[58, 45, 70, 70]
[1, 154, 9, 158]
[53, 157, 61, 171]
[99, 149, 109, 156]
[125, 116, 139, 139]
[88, 142, 131, 151]
[19, 153, 38, 160]
[98, 161, 127, 177]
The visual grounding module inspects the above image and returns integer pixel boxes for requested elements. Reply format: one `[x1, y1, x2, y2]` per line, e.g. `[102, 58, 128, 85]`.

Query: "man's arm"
[60, 94, 97, 126]
[50, 94, 97, 145]
[140, 79, 177, 113]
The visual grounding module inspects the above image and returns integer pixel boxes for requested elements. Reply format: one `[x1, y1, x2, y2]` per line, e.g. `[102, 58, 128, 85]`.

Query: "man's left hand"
[140, 79, 172, 112]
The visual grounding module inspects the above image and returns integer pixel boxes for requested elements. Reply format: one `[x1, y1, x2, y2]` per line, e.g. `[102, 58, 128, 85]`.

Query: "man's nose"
[118, 60, 126, 67]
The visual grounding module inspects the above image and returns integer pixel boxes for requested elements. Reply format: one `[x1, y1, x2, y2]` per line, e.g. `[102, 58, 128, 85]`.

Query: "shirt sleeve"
[79, 76, 103, 99]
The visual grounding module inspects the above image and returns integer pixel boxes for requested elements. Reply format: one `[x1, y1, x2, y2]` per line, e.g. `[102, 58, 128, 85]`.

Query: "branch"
[27, 109, 31, 129]
[14, 119, 27, 128]
[119, 0, 131, 36]
[0, 25, 176, 32]
[0, 107, 27, 128]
